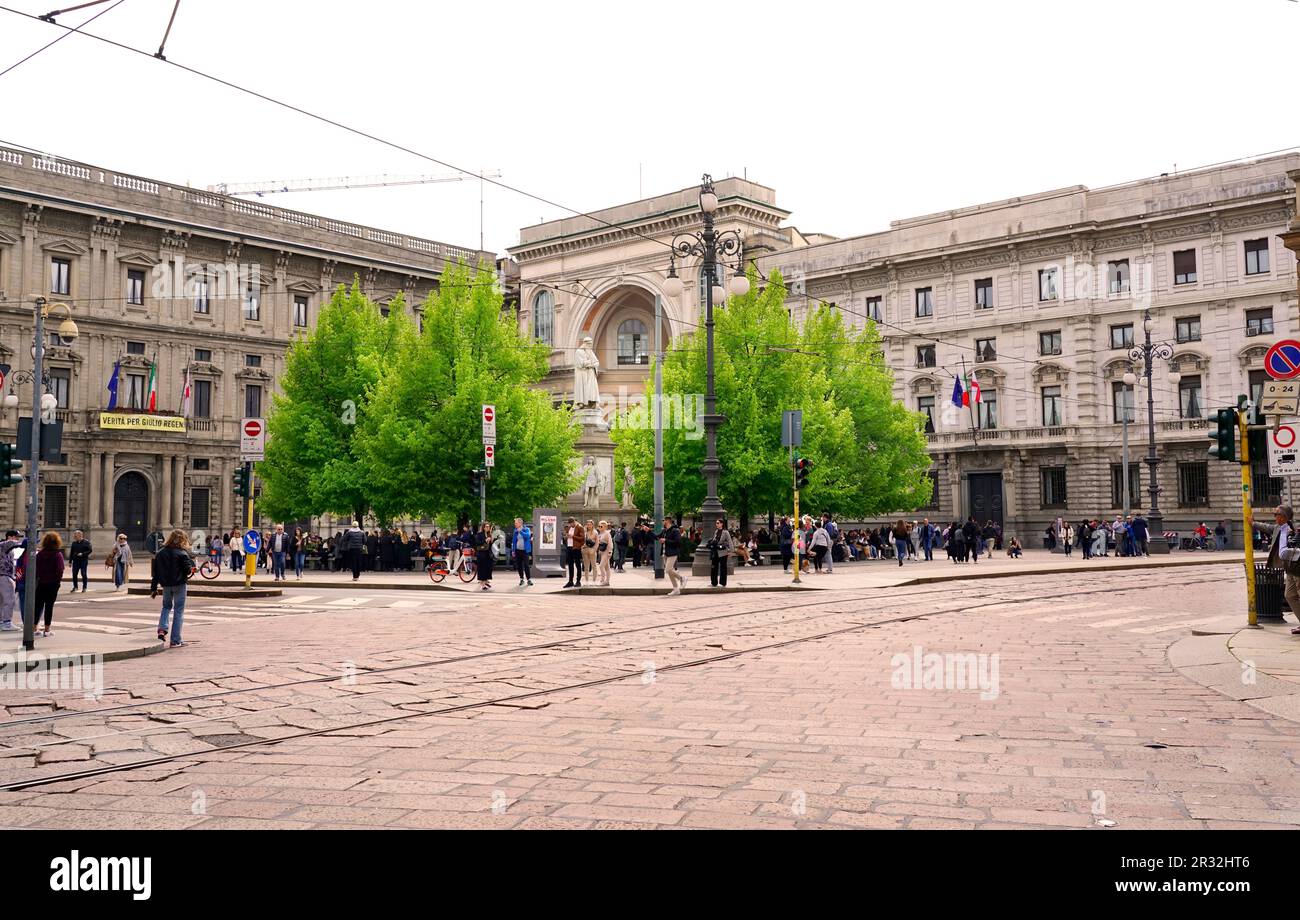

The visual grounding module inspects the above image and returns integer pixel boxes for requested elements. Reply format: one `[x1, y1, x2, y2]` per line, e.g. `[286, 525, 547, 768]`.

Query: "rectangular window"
[126, 341, 146, 355]
[1246, 308, 1274, 336]
[1250, 369, 1269, 424]
[193, 458, 211, 471]
[49, 368, 70, 409]
[1110, 464, 1143, 509]
[50, 257, 70, 295]
[923, 471, 940, 511]
[1042, 386, 1063, 427]
[1039, 330, 1062, 356]
[194, 277, 210, 314]
[43, 484, 68, 529]
[915, 287, 933, 318]
[1110, 324, 1134, 349]
[974, 278, 993, 309]
[194, 379, 211, 419]
[918, 396, 935, 433]
[191, 487, 211, 530]
[126, 373, 146, 410]
[1178, 462, 1209, 506]
[127, 268, 145, 305]
[244, 283, 260, 321]
[1112, 381, 1135, 423]
[245, 354, 262, 368]
[916, 345, 936, 368]
[1176, 316, 1201, 343]
[194, 348, 212, 363]
[975, 338, 996, 362]
[1108, 259, 1130, 294]
[1038, 267, 1058, 302]
[1252, 455, 1284, 509]
[1041, 467, 1068, 508]
[978, 391, 998, 430]
[865, 296, 882, 322]
[244, 385, 262, 418]
[1173, 249, 1197, 285]
[294, 295, 308, 328]
[1179, 375, 1203, 419]
[1245, 238, 1270, 276]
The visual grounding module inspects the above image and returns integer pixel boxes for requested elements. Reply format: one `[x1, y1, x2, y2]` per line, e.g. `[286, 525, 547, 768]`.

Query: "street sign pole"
[1240, 409, 1257, 628]
[244, 462, 255, 590]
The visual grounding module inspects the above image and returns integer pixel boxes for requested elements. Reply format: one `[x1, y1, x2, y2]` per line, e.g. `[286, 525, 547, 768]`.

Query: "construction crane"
[206, 171, 502, 198]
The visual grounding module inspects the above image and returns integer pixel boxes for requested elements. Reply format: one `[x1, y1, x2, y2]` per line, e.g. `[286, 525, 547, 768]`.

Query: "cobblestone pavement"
[0, 564, 1295, 830]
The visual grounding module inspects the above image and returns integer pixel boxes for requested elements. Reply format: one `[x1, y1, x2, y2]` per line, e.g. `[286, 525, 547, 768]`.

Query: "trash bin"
[1254, 564, 1287, 623]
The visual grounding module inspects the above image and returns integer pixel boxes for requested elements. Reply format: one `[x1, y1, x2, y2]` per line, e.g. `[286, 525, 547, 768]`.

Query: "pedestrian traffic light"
[468, 468, 483, 496]
[232, 466, 251, 497]
[1207, 408, 1237, 462]
[0, 443, 20, 488]
[795, 457, 813, 490]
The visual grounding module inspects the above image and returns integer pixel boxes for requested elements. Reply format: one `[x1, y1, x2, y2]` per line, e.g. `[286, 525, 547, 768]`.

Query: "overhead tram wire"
[0, 0, 125, 80]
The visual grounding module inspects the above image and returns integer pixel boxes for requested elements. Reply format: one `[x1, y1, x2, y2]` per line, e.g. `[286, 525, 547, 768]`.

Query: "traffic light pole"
[791, 445, 801, 585]
[1240, 410, 1258, 628]
[480, 470, 487, 528]
[20, 298, 46, 652]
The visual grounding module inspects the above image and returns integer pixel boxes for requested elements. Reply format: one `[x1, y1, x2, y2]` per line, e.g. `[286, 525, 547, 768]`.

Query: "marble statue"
[581, 456, 599, 509]
[621, 465, 635, 510]
[574, 336, 600, 408]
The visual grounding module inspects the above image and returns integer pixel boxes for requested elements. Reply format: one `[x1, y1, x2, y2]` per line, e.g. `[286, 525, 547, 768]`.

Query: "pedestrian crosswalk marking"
[47, 622, 133, 634]
[1087, 615, 1157, 629]
[1037, 606, 1144, 624]
[1127, 617, 1227, 635]
[281, 595, 323, 605]
[325, 597, 370, 607]
[389, 600, 423, 609]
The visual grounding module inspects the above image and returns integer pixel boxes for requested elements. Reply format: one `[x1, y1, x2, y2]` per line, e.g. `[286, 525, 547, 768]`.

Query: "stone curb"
[1168, 625, 1300, 724]
[896, 554, 1243, 588]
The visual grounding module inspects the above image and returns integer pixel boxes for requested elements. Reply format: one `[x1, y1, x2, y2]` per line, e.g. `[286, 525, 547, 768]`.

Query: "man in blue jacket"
[507, 517, 534, 587]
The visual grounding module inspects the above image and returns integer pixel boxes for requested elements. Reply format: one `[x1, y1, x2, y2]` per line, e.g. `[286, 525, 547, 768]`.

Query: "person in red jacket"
[33, 531, 66, 638]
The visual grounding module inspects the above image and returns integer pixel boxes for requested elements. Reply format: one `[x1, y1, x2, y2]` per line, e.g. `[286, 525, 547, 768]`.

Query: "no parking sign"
[1265, 341, 1300, 380]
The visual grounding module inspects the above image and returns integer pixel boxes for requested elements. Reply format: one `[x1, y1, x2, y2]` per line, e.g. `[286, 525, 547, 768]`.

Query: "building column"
[173, 456, 185, 530]
[218, 457, 230, 533]
[102, 451, 116, 531]
[160, 454, 173, 529]
[86, 451, 101, 530]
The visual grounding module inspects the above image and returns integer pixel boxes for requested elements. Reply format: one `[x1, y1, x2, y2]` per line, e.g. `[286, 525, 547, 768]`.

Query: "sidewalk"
[0, 621, 165, 664]
[1170, 618, 1300, 723]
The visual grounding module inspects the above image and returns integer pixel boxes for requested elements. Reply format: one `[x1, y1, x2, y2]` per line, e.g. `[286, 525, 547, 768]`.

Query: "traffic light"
[0, 443, 20, 488]
[232, 466, 251, 497]
[468, 468, 483, 497]
[1207, 408, 1237, 462]
[794, 457, 813, 490]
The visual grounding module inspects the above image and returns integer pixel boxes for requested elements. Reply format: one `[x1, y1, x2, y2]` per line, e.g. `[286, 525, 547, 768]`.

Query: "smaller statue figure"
[582, 456, 599, 509]
[621, 465, 636, 510]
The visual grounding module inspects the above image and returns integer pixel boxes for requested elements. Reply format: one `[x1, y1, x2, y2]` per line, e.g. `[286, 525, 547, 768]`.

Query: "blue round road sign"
[243, 529, 261, 554]
[1265, 340, 1300, 380]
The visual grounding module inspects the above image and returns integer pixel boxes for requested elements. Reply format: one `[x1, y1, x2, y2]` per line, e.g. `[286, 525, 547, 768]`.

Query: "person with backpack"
[614, 522, 630, 572]
[659, 516, 687, 596]
[151, 529, 194, 648]
[341, 521, 366, 581]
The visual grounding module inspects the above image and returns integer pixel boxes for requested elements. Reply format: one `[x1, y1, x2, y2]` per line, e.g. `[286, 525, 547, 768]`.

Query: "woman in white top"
[595, 521, 614, 586]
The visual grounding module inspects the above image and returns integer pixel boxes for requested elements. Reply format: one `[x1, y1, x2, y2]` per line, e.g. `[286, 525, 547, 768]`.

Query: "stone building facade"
[0, 144, 490, 548]
[512, 158, 1300, 544]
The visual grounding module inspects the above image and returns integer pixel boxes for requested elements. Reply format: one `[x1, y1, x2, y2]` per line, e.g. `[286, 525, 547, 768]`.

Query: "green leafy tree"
[355, 262, 580, 524]
[613, 267, 931, 527]
[259, 280, 415, 524]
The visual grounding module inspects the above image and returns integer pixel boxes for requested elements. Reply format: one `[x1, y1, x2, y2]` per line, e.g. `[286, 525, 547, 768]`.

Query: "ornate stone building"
[0, 144, 489, 548]
[513, 158, 1300, 543]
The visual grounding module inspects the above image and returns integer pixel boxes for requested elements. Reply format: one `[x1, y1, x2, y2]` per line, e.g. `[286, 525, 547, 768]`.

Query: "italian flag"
[963, 373, 982, 407]
[146, 362, 158, 413]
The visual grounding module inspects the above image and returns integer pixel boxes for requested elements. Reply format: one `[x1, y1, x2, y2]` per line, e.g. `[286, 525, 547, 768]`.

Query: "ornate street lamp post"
[661, 175, 750, 575]
[1129, 307, 1177, 554]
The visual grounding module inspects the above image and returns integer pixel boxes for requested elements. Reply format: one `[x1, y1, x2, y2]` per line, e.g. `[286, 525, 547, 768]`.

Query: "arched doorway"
[114, 472, 149, 548]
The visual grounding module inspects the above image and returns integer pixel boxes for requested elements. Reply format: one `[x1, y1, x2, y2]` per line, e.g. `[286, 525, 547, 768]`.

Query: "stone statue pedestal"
[566, 413, 632, 521]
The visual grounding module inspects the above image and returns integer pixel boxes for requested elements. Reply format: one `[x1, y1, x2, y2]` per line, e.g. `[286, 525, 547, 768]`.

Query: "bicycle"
[190, 557, 222, 580]
[427, 551, 477, 584]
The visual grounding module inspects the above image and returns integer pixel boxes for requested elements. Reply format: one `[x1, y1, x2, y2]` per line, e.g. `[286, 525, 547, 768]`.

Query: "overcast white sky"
[1, 0, 1297, 255]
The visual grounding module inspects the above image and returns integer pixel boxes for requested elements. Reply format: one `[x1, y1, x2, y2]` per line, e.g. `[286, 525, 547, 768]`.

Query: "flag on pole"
[966, 373, 982, 406]
[145, 361, 158, 413]
[951, 375, 964, 408]
[106, 360, 121, 411]
[181, 367, 192, 418]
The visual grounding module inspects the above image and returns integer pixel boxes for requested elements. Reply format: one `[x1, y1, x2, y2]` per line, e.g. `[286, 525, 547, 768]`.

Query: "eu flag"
[106, 360, 121, 410]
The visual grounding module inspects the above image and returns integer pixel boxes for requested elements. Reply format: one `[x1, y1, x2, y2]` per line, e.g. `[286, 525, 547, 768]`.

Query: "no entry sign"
[482, 404, 496, 442]
[241, 417, 266, 461]
[1265, 340, 1300, 380]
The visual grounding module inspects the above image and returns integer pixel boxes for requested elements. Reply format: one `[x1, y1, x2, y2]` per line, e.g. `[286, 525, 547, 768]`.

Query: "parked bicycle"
[189, 556, 222, 580]
[427, 552, 477, 584]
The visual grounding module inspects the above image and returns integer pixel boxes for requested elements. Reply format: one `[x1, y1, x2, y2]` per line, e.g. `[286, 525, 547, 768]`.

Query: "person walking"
[821, 514, 838, 573]
[660, 516, 687, 596]
[808, 519, 830, 573]
[1061, 520, 1075, 557]
[563, 518, 585, 588]
[1214, 520, 1229, 551]
[582, 519, 598, 584]
[708, 518, 733, 588]
[614, 522, 629, 572]
[292, 527, 306, 579]
[1255, 506, 1300, 634]
[228, 530, 242, 573]
[109, 534, 133, 591]
[508, 517, 534, 587]
[33, 531, 66, 638]
[342, 521, 366, 581]
[891, 519, 909, 567]
[69, 530, 92, 593]
[270, 524, 289, 582]
[0, 530, 20, 631]
[150, 529, 194, 648]
[920, 519, 934, 561]
[474, 521, 495, 591]
[779, 516, 794, 572]
[596, 520, 614, 587]
[208, 533, 223, 569]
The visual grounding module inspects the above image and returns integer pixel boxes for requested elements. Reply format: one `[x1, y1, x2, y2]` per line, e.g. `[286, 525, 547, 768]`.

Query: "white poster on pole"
[1268, 422, 1300, 477]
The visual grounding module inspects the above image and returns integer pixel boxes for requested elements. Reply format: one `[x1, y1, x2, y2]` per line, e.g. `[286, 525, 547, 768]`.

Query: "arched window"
[697, 263, 726, 306]
[617, 319, 649, 366]
[532, 290, 554, 345]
